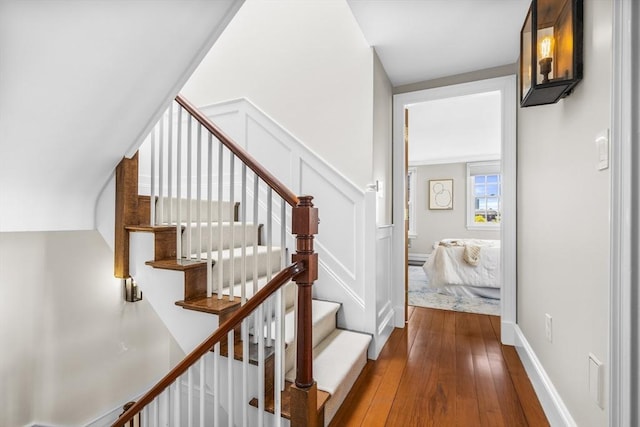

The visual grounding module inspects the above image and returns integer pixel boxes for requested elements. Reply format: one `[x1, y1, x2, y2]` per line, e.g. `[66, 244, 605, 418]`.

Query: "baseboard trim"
[513, 325, 577, 426]
[500, 319, 515, 346]
[408, 252, 429, 265]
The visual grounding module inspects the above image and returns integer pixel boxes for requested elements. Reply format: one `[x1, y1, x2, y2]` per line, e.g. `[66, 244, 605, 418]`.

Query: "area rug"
[408, 266, 500, 316]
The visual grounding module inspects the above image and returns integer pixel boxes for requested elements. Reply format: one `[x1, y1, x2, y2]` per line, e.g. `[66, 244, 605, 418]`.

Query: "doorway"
[391, 75, 517, 345]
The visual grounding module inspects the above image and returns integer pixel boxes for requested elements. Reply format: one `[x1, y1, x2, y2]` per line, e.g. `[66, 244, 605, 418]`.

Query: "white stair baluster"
[275, 287, 283, 426]
[241, 317, 249, 427]
[257, 304, 265, 427]
[281, 199, 287, 270]
[196, 124, 202, 261]
[199, 357, 205, 427]
[150, 128, 156, 226]
[228, 153, 235, 301]
[280, 199, 287, 391]
[227, 329, 234, 427]
[187, 366, 193, 427]
[176, 106, 182, 260]
[158, 113, 164, 225]
[153, 396, 159, 427]
[241, 164, 247, 304]
[167, 102, 173, 225]
[142, 405, 149, 427]
[173, 377, 181, 427]
[266, 188, 273, 348]
[213, 342, 220, 427]
[186, 116, 193, 260]
[207, 133, 213, 296]
[217, 143, 224, 298]
[252, 175, 259, 344]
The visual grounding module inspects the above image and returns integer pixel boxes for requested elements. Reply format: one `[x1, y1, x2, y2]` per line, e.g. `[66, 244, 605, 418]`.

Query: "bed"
[422, 239, 501, 299]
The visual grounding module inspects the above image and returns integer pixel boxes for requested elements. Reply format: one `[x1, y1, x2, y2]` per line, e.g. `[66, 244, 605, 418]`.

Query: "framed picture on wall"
[428, 179, 453, 210]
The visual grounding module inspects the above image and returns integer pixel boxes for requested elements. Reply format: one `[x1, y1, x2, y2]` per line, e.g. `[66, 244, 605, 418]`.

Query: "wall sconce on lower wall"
[520, 0, 583, 107]
[124, 278, 143, 302]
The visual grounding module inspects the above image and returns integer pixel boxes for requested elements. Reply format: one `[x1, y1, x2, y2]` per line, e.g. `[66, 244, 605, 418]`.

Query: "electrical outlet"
[589, 353, 604, 408]
[545, 313, 553, 342]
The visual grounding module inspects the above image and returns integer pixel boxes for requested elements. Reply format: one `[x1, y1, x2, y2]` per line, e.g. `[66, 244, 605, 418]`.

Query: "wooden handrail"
[112, 261, 305, 427]
[175, 95, 299, 208]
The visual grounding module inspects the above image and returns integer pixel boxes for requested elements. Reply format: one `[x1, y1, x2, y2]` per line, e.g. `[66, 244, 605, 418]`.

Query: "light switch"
[588, 353, 604, 408]
[596, 129, 609, 170]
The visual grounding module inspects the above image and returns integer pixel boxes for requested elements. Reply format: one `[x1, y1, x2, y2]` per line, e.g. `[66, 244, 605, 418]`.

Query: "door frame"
[609, 0, 639, 425]
[391, 75, 517, 345]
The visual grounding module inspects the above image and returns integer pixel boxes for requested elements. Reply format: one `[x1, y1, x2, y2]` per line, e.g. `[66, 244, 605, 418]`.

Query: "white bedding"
[423, 239, 501, 289]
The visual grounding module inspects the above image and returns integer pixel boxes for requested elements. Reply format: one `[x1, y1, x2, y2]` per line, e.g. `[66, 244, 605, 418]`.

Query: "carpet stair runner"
[137, 196, 371, 426]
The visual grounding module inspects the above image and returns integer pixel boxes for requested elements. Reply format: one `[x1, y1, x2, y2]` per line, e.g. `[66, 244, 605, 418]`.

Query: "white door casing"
[392, 75, 517, 344]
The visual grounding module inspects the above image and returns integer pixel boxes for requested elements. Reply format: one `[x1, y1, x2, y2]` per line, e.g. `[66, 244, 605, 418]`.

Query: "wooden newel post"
[290, 195, 322, 427]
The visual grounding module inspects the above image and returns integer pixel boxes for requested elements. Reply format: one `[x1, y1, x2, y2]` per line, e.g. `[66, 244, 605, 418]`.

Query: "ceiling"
[407, 91, 502, 165]
[347, 0, 531, 86]
[347, 0, 527, 164]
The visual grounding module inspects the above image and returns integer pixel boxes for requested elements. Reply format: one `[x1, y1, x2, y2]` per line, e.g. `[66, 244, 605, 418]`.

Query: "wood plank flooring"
[330, 306, 549, 427]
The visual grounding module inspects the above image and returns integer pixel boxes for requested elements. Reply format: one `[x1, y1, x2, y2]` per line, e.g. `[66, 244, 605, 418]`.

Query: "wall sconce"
[124, 278, 143, 302]
[520, 0, 583, 107]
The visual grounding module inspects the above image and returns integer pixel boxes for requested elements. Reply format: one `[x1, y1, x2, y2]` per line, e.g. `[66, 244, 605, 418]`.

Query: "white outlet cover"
[545, 313, 552, 343]
[589, 353, 604, 408]
[596, 129, 609, 170]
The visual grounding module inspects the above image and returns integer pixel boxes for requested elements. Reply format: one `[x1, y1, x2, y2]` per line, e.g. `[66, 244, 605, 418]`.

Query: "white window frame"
[467, 161, 501, 230]
[407, 167, 417, 238]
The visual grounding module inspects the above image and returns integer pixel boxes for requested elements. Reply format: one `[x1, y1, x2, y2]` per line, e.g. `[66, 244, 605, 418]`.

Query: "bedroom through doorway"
[392, 75, 517, 344]
[406, 90, 502, 316]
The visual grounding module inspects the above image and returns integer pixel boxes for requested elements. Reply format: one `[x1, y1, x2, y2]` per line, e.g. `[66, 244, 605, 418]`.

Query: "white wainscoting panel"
[246, 116, 294, 188]
[371, 223, 394, 358]
[200, 99, 391, 349]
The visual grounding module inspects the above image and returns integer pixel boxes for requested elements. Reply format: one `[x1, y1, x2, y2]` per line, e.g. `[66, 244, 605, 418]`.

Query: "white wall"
[517, 1, 611, 425]
[0, 231, 173, 425]
[0, 0, 242, 232]
[373, 50, 393, 225]
[409, 162, 500, 255]
[181, 0, 375, 190]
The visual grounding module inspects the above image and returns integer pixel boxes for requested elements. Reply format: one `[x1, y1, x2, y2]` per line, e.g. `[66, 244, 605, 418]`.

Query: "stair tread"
[175, 293, 241, 315]
[282, 300, 340, 347]
[146, 258, 209, 270]
[126, 224, 175, 232]
[249, 380, 330, 420]
[286, 328, 371, 395]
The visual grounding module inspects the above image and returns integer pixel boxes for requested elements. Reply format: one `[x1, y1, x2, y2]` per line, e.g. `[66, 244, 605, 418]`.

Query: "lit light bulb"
[540, 36, 553, 59]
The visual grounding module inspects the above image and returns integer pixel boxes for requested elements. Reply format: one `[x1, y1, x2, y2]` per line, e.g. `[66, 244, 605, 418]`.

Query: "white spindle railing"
[114, 284, 297, 426]
[126, 97, 303, 427]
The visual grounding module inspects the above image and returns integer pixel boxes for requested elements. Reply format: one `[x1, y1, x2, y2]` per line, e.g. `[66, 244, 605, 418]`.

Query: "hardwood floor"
[329, 306, 549, 427]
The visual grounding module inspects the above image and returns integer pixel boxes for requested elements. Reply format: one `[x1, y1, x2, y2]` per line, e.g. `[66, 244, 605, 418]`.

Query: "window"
[467, 161, 501, 229]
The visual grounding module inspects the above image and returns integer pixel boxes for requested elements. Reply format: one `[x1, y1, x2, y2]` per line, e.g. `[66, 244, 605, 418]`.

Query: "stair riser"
[156, 197, 237, 224]
[283, 300, 340, 375]
[181, 223, 261, 257]
[211, 248, 282, 289]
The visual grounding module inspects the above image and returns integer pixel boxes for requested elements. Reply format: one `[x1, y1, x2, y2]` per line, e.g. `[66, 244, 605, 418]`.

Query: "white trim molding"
[610, 1, 640, 426]
[513, 326, 577, 427]
[392, 75, 517, 344]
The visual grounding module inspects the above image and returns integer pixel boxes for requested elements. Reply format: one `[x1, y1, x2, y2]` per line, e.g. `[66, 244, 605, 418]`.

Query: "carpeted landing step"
[286, 328, 371, 425]
[254, 299, 371, 426]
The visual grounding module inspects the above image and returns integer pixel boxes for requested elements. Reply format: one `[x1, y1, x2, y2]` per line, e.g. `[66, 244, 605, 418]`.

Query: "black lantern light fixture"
[520, 0, 583, 107]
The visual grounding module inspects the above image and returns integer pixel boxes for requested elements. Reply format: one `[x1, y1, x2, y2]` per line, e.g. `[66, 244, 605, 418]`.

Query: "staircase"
[112, 96, 371, 426]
